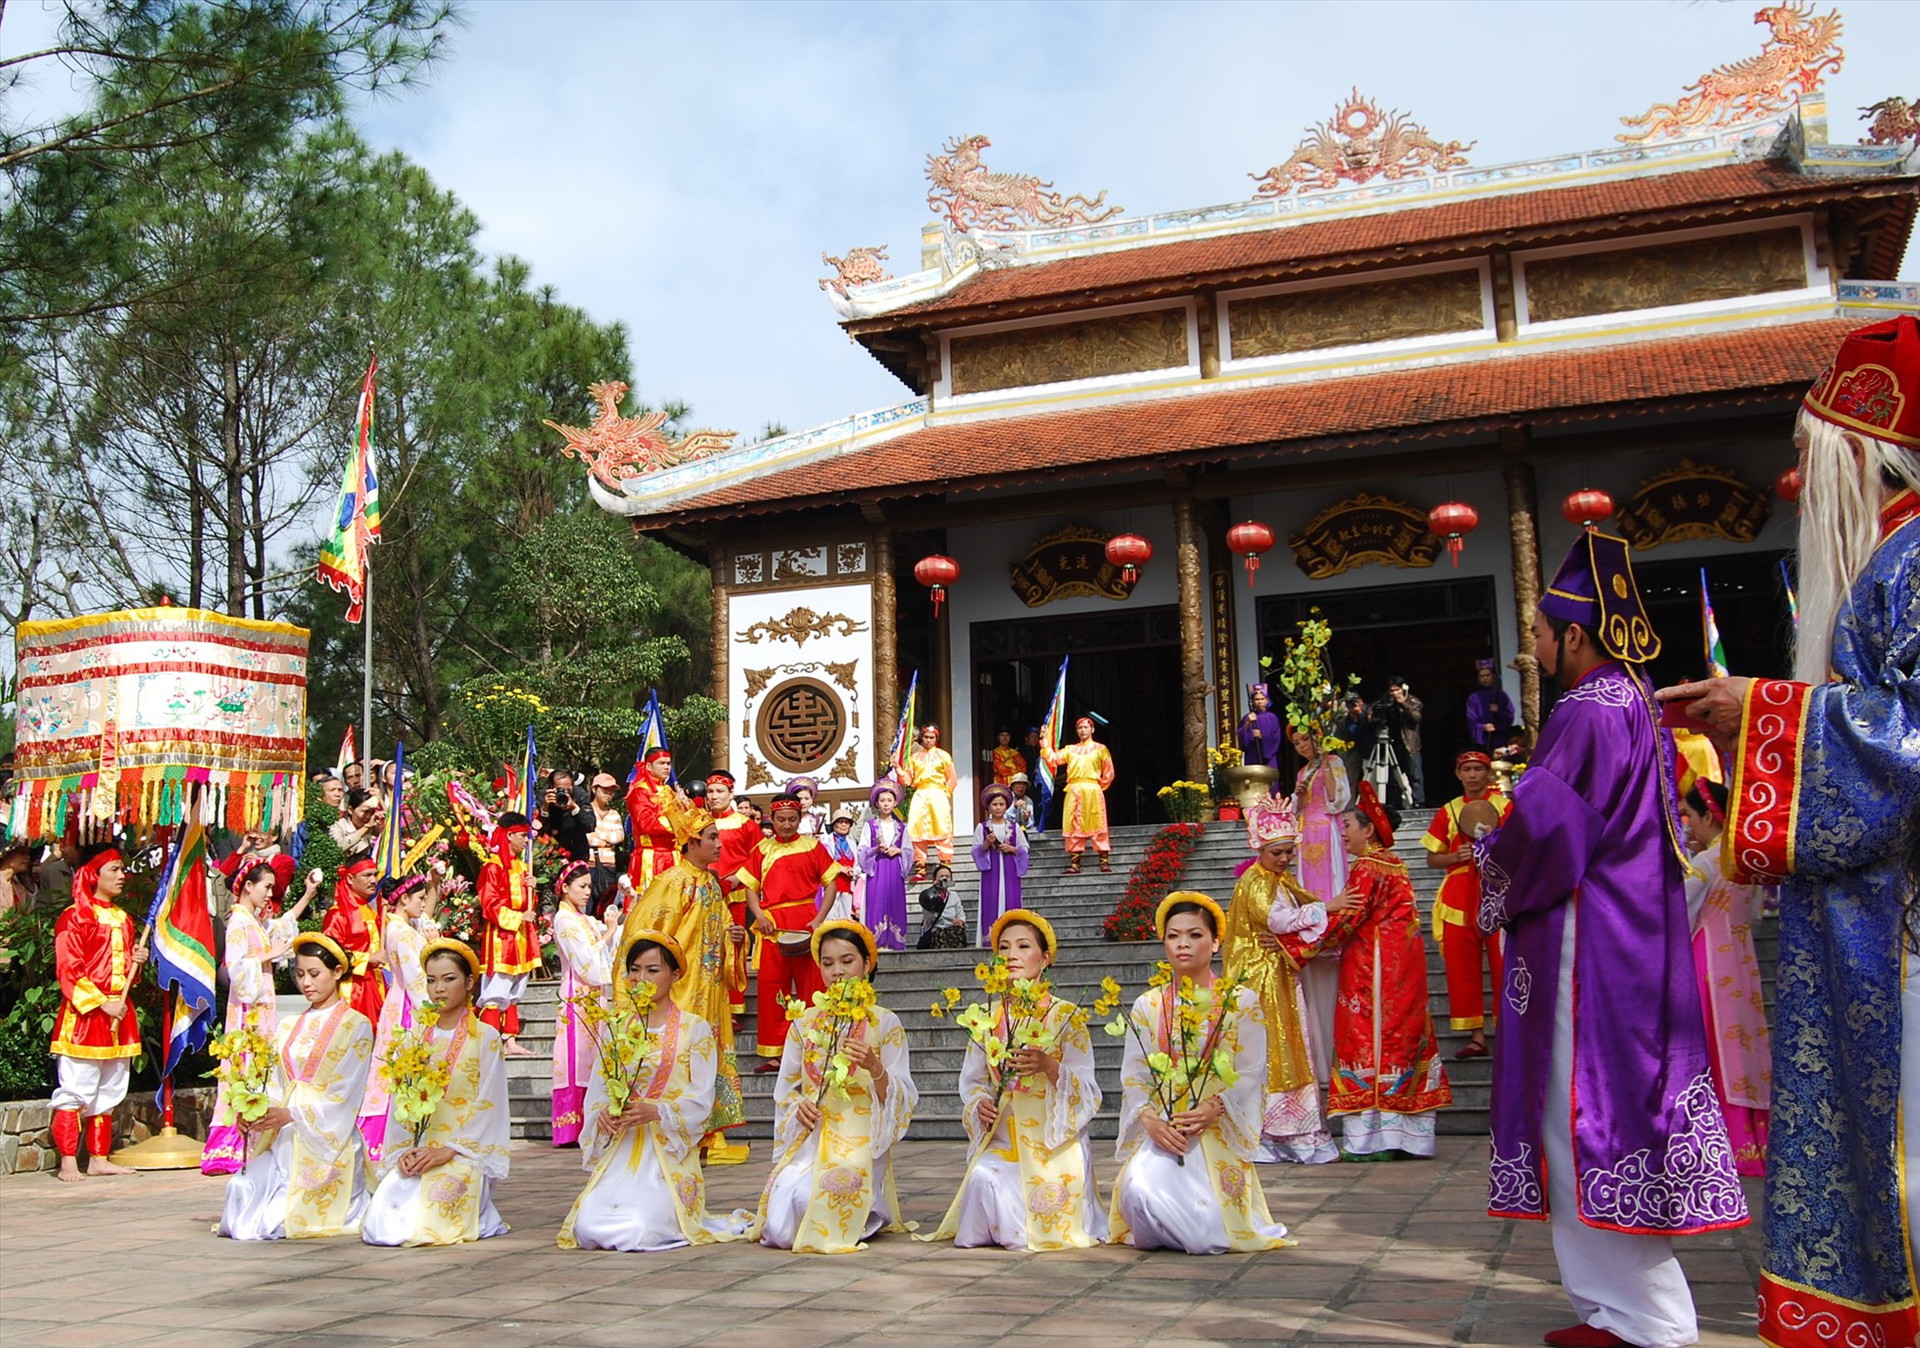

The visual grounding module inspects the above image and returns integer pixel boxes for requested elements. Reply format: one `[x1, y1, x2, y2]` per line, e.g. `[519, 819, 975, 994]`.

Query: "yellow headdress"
[420, 936, 480, 976]
[291, 931, 351, 972]
[614, 927, 688, 1000]
[1155, 890, 1226, 939]
[811, 917, 881, 968]
[673, 805, 716, 849]
[988, 909, 1058, 957]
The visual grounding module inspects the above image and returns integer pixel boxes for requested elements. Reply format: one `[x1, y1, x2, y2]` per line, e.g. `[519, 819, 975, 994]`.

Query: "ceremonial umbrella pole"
[110, 986, 207, 1170]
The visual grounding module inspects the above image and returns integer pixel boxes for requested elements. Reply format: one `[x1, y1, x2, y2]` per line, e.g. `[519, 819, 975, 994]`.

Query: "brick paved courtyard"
[0, 1137, 1765, 1348]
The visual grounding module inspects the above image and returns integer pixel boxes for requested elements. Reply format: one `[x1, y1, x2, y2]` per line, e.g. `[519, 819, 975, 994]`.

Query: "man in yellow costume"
[1045, 717, 1115, 874]
[903, 723, 957, 882]
[623, 807, 750, 1164]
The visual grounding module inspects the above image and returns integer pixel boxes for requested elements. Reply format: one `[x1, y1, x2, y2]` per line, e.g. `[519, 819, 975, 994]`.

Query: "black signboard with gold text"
[1615, 460, 1772, 550]
[1009, 525, 1133, 607]
[1290, 493, 1441, 580]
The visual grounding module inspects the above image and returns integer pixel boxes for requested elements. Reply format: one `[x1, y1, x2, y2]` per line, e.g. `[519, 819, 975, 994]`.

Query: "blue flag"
[628, 690, 673, 786]
[1035, 657, 1069, 828]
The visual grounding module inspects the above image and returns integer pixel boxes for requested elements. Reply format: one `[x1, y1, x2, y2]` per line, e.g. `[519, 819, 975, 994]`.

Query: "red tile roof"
[847, 164, 1911, 331]
[647, 318, 1852, 525]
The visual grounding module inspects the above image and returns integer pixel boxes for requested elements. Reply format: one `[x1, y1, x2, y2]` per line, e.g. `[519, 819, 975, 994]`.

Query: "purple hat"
[869, 778, 903, 809]
[1247, 682, 1271, 700]
[1539, 530, 1661, 663]
[1475, 658, 1497, 674]
[979, 783, 1012, 811]
[783, 776, 819, 797]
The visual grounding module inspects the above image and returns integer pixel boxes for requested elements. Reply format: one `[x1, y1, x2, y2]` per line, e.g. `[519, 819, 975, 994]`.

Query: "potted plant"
[1208, 744, 1276, 815]
[1155, 779, 1211, 824]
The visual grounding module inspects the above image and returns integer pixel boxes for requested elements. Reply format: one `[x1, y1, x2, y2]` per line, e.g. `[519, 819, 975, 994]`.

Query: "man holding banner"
[50, 844, 148, 1181]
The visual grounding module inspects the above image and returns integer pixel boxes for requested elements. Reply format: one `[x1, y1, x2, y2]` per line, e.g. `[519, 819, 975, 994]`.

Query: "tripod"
[1362, 723, 1412, 812]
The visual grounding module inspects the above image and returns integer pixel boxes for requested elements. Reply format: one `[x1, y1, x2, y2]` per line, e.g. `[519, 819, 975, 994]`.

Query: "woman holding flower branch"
[358, 870, 443, 1164]
[1107, 894, 1294, 1254]
[551, 862, 622, 1149]
[217, 934, 374, 1241]
[919, 912, 1107, 1250]
[745, 919, 917, 1253]
[557, 931, 739, 1251]
[362, 939, 511, 1248]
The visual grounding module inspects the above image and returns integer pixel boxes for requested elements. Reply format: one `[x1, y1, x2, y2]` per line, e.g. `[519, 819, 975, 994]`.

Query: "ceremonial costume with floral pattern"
[360, 909, 438, 1161]
[551, 904, 620, 1147]
[362, 1012, 511, 1247]
[1292, 754, 1349, 1082]
[856, 805, 912, 951]
[971, 819, 1030, 946]
[1108, 984, 1292, 1253]
[1225, 864, 1338, 1164]
[712, 805, 759, 1013]
[476, 830, 541, 1039]
[1682, 844, 1771, 1177]
[920, 997, 1108, 1250]
[904, 745, 959, 872]
[733, 838, 842, 1056]
[557, 1004, 740, 1251]
[625, 858, 747, 1132]
[219, 1000, 374, 1240]
[747, 1003, 917, 1253]
[202, 903, 300, 1174]
[321, 866, 384, 1027]
[1045, 737, 1115, 860]
[625, 775, 685, 892]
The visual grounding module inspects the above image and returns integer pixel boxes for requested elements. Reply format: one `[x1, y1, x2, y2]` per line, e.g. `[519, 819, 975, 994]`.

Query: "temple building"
[578, 32, 1917, 831]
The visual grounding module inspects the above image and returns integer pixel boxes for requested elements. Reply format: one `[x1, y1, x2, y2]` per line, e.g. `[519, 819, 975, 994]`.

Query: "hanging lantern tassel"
[1104, 532, 1152, 588]
[913, 553, 960, 617]
[1427, 501, 1479, 569]
[1225, 521, 1276, 589]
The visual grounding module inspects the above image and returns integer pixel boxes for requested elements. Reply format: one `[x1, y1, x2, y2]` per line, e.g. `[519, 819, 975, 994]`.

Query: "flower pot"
[1219, 764, 1281, 813]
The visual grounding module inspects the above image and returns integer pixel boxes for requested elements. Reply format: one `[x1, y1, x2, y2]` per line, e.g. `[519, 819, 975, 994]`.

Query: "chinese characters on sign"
[1008, 526, 1135, 607]
[1614, 460, 1772, 549]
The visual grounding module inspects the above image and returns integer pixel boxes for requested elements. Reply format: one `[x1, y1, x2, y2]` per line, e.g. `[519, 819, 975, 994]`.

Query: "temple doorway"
[970, 606, 1183, 827]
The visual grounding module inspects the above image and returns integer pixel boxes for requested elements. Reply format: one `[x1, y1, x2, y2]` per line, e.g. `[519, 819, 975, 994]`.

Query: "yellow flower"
[1148, 960, 1173, 989]
[943, 987, 962, 1007]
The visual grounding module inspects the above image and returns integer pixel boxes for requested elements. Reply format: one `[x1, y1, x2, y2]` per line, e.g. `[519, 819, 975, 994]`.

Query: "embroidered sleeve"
[1043, 1002, 1099, 1152]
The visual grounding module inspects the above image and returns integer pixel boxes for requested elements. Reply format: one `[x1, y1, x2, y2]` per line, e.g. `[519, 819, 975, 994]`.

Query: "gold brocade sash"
[1224, 870, 1314, 1093]
[276, 1003, 361, 1239]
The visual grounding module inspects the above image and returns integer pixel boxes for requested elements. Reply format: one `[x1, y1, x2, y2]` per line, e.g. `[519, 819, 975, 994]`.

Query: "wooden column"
[1502, 439, 1545, 735]
[872, 532, 898, 774]
[708, 551, 730, 771]
[1173, 498, 1210, 782]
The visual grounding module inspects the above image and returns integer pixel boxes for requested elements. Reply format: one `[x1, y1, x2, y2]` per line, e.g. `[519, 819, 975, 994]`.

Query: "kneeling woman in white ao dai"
[361, 939, 512, 1247]
[219, 934, 373, 1240]
[920, 911, 1106, 1250]
[745, 919, 917, 1253]
[558, 929, 739, 1250]
[1109, 893, 1294, 1255]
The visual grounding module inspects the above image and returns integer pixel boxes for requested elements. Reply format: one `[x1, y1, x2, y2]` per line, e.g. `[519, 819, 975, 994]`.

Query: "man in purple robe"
[1476, 531, 1747, 1348]
[1238, 682, 1283, 770]
[1465, 658, 1517, 749]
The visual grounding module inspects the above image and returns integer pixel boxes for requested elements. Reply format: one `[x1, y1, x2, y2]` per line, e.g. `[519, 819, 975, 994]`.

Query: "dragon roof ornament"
[545, 381, 736, 489]
[820, 246, 891, 298]
[1862, 96, 1918, 147]
[926, 133, 1122, 232]
[1618, 4, 1844, 145]
[1250, 91, 1473, 198]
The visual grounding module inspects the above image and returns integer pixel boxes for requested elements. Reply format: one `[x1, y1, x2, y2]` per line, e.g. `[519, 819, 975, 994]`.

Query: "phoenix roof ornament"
[546, 381, 736, 488]
[1617, 4, 1844, 145]
[925, 134, 1122, 232]
[1250, 91, 1473, 198]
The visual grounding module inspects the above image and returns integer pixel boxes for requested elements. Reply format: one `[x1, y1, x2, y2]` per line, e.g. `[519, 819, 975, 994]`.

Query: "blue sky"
[9, 0, 1918, 442]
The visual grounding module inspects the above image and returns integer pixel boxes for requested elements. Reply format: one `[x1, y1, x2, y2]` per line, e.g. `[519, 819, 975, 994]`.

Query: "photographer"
[1371, 677, 1425, 809]
[329, 787, 382, 864]
[540, 768, 590, 861]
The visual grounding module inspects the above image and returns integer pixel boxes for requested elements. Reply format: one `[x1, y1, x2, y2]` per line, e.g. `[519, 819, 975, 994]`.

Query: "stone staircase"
[507, 821, 1778, 1145]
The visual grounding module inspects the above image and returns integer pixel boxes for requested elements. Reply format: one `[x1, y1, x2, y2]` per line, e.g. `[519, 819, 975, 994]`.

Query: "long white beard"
[1793, 412, 1920, 684]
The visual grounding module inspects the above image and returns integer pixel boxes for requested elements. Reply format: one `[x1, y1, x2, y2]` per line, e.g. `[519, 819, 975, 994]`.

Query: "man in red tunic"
[320, 856, 384, 1026]
[704, 770, 757, 1022]
[1422, 750, 1513, 1060]
[478, 812, 541, 1056]
[50, 845, 147, 1181]
[626, 749, 689, 892]
[733, 793, 841, 1069]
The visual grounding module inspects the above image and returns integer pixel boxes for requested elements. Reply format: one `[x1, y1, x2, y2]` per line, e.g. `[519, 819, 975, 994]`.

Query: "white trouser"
[51, 1057, 131, 1114]
[1544, 908, 1698, 1348]
[477, 972, 527, 1009]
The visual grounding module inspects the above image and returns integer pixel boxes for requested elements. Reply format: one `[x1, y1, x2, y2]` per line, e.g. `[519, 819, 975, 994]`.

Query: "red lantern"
[1226, 521, 1275, 587]
[1427, 501, 1479, 568]
[1104, 532, 1152, 586]
[1561, 488, 1615, 531]
[1776, 466, 1803, 504]
[913, 553, 960, 616]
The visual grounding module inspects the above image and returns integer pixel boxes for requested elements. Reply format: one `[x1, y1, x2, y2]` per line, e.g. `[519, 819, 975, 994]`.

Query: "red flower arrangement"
[1102, 823, 1204, 941]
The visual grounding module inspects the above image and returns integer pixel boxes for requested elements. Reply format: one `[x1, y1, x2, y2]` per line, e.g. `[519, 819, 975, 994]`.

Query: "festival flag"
[520, 723, 538, 873]
[1779, 557, 1799, 631]
[335, 725, 357, 778]
[888, 671, 919, 781]
[628, 690, 673, 785]
[144, 819, 218, 1099]
[317, 355, 383, 622]
[374, 741, 407, 881]
[1700, 568, 1729, 678]
[1035, 656, 1069, 827]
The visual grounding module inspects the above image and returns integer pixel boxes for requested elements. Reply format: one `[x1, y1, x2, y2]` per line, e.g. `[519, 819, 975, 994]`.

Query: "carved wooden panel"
[754, 677, 848, 774]
[1523, 228, 1806, 324]
[1228, 269, 1484, 360]
[947, 307, 1189, 396]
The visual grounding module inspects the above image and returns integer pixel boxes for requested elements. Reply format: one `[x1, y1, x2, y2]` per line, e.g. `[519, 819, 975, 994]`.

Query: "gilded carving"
[546, 380, 735, 487]
[1289, 493, 1441, 580]
[1615, 460, 1772, 550]
[1618, 5, 1844, 144]
[754, 678, 848, 775]
[820, 246, 891, 297]
[743, 667, 777, 700]
[1523, 228, 1806, 324]
[1251, 91, 1473, 197]
[836, 542, 867, 574]
[733, 553, 765, 586]
[1229, 270, 1484, 361]
[746, 661, 859, 700]
[828, 747, 860, 782]
[735, 607, 869, 648]
[743, 752, 774, 790]
[1008, 525, 1134, 607]
[949, 308, 1188, 397]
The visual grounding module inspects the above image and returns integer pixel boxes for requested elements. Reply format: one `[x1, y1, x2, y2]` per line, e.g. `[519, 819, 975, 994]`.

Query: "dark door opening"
[1633, 550, 1794, 689]
[971, 607, 1183, 828]
[1259, 577, 1500, 810]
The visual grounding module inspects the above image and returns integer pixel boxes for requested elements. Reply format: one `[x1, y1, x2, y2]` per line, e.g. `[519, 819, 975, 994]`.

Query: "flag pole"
[107, 986, 204, 1170]
[361, 560, 373, 775]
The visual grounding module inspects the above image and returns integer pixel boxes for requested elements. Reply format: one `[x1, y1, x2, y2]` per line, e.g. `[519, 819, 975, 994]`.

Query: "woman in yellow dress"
[1109, 893, 1294, 1254]
[218, 934, 374, 1240]
[358, 870, 441, 1163]
[920, 911, 1106, 1250]
[904, 725, 958, 882]
[746, 919, 918, 1252]
[557, 929, 741, 1250]
[361, 939, 511, 1248]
